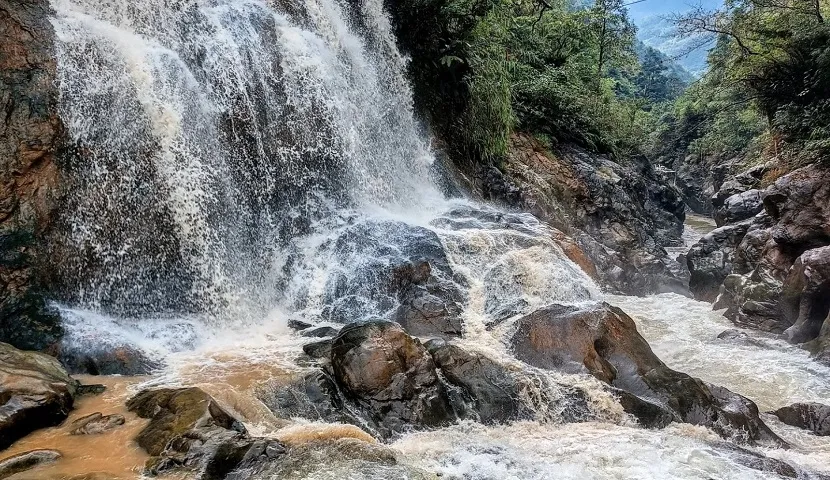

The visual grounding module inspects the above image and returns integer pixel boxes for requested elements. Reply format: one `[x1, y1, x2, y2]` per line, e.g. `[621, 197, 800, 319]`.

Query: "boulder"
[300, 326, 339, 338]
[771, 403, 830, 436]
[714, 189, 763, 227]
[713, 164, 830, 347]
[0, 449, 61, 479]
[57, 344, 160, 376]
[69, 412, 125, 435]
[611, 389, 676, 429]
[425, 340, 527, 424]
[0, 342, 79, 449]
[711, 163, 769, 211]
[781, 246, 830, 344]
[302, 340, 332, 359]
[687, 222, 751, 302]
[390, 260, 463, 339]
[329, 321, 454, 437]
[510, 303, 783, 446]
[126, 387, 286, 479]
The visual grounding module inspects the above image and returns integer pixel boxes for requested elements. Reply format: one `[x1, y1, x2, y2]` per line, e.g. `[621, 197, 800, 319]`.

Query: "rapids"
[5, 0, 829, 477]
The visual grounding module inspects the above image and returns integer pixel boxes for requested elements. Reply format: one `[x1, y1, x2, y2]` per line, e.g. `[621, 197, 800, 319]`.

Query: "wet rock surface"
[690, 163, 830, 361]
[0, 342, 78, 450]
[495, 135, 688, 296]
[0, 0, 66, 351]
[687, 222, 751, 302]
[510, 303, 783, 446]
[311, 219, 468, 338]
[329, 321, 455, 436]
[69, 412, 125, 435]
[57, 344, 161, 376]
[268, 320, 595, 438]
[127, 387, 286, 479]
[0, 449, 61, 479]
[771, 403, 830, 436]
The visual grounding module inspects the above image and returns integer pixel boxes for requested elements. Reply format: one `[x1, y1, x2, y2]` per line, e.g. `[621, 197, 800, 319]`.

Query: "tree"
[590, 0, 636, 86]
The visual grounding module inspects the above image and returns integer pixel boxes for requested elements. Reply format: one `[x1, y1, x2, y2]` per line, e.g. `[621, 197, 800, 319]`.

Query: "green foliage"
[665, 0, 830, 167]
[388, 0, 693, 166]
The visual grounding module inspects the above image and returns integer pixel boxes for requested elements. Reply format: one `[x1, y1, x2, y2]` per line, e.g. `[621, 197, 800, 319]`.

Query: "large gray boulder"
[687, 222, 751, 302]
[714, 189, 764, 227]
[510, 303, 784, 447]
[771, 403, 830, 436]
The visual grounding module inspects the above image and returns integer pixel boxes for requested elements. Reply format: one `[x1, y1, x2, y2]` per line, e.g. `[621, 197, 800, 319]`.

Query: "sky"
[627, 0, 724, 75]
[626, 0, 724, 23]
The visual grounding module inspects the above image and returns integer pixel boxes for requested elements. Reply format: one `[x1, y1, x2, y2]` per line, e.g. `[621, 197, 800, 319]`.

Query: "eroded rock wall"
[484, 134, 688, 296]
[0, 0, 66, 350]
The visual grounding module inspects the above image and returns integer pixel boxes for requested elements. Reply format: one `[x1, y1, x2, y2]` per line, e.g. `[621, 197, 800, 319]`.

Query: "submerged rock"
[0, 449, 62, 479]
[69, 412, 125, 435]
[510, 303, 784, 446]
[127, 387, 286, 479]
[0, 342, 79, 450]
[58, 344, 161, 376]
[771, 403, 830, 436]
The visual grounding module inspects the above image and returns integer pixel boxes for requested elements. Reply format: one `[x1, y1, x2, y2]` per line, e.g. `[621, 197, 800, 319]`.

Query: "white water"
[35, 0, 830, 478]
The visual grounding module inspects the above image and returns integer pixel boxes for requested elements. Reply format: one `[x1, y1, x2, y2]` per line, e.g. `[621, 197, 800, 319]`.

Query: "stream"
[3, 0, 829, 477]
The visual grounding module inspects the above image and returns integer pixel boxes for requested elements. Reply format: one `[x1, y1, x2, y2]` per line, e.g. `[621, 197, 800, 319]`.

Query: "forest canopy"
[387, 0, 829, 171]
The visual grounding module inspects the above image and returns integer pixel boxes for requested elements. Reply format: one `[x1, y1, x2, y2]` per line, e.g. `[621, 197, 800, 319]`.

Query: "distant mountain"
[635, 40, 695, 86]
[635, 15, 715, 77]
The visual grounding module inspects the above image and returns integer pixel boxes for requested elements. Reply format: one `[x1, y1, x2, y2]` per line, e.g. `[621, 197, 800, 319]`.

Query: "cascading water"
[17, 0, 830, 478]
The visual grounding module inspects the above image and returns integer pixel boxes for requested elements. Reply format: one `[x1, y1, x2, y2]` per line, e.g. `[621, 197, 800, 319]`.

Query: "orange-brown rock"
[0, 0, 66, 350]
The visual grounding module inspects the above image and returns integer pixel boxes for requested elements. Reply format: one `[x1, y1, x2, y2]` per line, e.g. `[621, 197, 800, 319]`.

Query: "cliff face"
[481, 135, 688, 296]
[0, 0, 66, 350]
[688, 162, 830, 364]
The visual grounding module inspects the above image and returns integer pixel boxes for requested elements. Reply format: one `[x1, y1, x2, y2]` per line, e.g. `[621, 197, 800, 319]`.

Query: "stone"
[496, 134, 688, 296]
[714, 189, 763, 227]
[426, 341, 526, 424]
[781, 246, 830, 344]
[329, 321, 454, 437]
[58, 344, 161, 376]
[301, 326, 340, 338]
[287, 319, 313, 331]
[687, 222, 751, 302]
[0, 449, 61, 479]
[69, 412, 125, 435]
[771, 403, 830, 436]
[612, 389, 676, 429]
[714, 164, 830, 347]
[720, 444, 798, 478]
[302, 340, 332, 359]
[0, 342, 78, 449]
[127, 387, 286, 480]
[0, 0, 66, 352]
[510, 303, 784, 446]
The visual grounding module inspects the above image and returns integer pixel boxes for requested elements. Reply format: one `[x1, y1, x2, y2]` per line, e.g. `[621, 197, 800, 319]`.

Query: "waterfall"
[19, 1, 830, 478]
[49, 0, 446, 319]
[49, 0, 597, 347]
